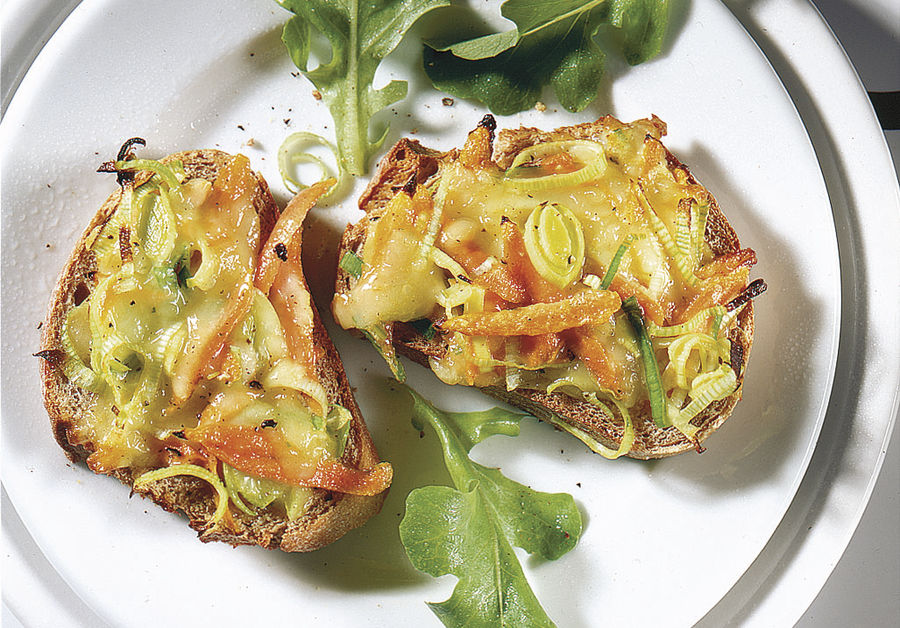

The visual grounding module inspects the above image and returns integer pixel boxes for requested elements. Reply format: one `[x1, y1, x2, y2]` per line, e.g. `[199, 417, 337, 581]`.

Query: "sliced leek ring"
[505, 140, 607, 190]
[523, 202, 585, 288]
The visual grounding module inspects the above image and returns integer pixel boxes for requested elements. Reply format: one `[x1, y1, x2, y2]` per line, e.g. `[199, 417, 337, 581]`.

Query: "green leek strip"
[647, 305, 727, 338]
[599, 235, 636, 290]
[633, 182, 698, 286]
[251, 288, 290, 364]
[185, 241, 220, 291]
[667, 332, 728, 390]
[161, 323, 187, 376]
[719, 302, 746, 330]
[690, 202, 710, 263]
[711, 308, 724, 339]
[277, 131, 344, 197]
[622, 296, 669, 428]
[264, 359, 330, 418]
[326, 405, 353, 458]
[418, 173, 449, 263]
[60, 314, 105, 392]
[475, 356, 556, 371]
[675, 203, 693, 264]
[90, 207, 128, 262]
[670, 365, 738, 440]
[144, 186, 178, 265]
[436, 280, 483, 318]
[505, 365, 524, 392]
[220, 464, 261, 517]
[582, 394, 635, 459]
[115, 159, 182, 189]
[666, 386, 688, 420]
[542, 393, 634, 459]
[431, 247, 468, 280]
[133, 464, 229, 527]
[119, 343, 163, 424]
[505, 140, 608, 190]
[88, 274, 118, 372]
[360, 323, 406, 382]
[339, 250, 364, 279]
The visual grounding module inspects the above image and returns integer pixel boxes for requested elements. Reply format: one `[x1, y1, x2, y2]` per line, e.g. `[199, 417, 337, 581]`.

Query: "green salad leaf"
[399, 387, 582, 628]
[424, 0, 670, 115]
[277, 0, 449, 175]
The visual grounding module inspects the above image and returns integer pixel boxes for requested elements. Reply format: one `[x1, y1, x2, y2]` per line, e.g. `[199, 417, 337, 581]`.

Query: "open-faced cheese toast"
[39, 141, 391, 551]
[333, 115, 765, 459]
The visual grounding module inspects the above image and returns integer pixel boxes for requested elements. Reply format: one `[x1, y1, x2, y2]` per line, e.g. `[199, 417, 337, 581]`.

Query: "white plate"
[0, 1, 845, 626]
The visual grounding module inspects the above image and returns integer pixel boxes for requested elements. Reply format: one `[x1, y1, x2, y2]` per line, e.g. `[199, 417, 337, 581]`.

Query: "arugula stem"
[343, 0, 365, 175]
[516, 0, 606, 39]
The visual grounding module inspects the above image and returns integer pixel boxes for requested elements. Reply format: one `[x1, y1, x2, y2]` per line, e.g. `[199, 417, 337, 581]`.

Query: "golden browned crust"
[40, 149, 385, 551]
[334, 117, 756, 459]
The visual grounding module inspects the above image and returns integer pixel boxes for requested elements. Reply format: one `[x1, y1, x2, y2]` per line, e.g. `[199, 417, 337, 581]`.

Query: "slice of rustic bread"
[334, 117, 755, 459]
[40, 149, 386, 550]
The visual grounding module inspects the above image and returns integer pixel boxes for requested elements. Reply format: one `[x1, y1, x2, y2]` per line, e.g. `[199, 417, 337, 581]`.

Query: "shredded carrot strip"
[440, 289, 620, 337]
[674, 266, 750, 324]
[695, 248, 757, 280]
[517, 333, 566, 368]
[563, 328, 625, 397]
[255, 179, 334, 294]
[186, 423, 392, 496]
[500, 218, 565, 303]
[608, 274, 669, 326]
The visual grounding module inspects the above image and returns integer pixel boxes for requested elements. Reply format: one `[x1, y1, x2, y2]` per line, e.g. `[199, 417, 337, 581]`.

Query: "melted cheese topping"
[336, 118, 754, 434]
[62, 156, 374, 519]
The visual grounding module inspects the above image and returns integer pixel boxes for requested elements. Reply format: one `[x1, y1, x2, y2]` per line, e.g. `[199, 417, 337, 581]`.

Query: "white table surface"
[797, 1, 899, 624]
[2, 1, 897, 626]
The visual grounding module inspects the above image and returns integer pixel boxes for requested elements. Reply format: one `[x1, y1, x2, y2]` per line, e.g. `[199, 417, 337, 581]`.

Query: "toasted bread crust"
[335, 117, 755, 459]
[40, 149, 385, 551]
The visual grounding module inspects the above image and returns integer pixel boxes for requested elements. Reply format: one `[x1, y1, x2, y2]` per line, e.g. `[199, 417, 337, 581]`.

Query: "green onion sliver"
[133, 464, 230, 527]
[339, 250, 364, 279]
[505, 140, 607, 190]
[622, 296, 669, 428]
[599, 235, 636, 290]
[277, 131, 344, 197]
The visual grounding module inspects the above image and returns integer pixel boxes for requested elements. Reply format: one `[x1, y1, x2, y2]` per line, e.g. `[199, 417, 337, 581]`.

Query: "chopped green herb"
[409, 318, 436, 340]
[339, 250, 364, 279]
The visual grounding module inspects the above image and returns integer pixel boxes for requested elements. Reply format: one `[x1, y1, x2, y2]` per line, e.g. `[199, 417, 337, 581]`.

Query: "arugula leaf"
[278, 0, 449, 175]
[399, 387, 582, 628]
[607, 0, 670, 65]
[424, 0, 669, 115]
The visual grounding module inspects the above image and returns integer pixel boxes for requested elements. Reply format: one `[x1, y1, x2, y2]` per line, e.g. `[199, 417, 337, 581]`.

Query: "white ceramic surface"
[5, 0, 889, 626]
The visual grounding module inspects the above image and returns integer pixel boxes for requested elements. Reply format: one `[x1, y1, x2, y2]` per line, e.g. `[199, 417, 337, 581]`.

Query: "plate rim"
[2, 0, 891, 626]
